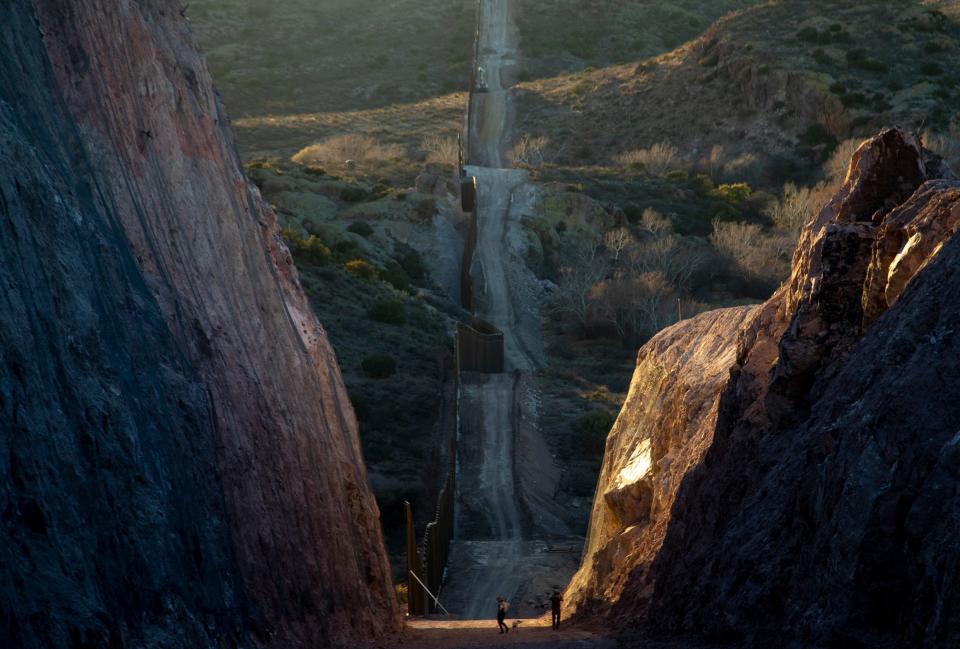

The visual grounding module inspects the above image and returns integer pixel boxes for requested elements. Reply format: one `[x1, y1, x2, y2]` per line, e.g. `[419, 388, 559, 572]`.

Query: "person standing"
[550, 590, 563, 630]
[496, 596, 509, 634]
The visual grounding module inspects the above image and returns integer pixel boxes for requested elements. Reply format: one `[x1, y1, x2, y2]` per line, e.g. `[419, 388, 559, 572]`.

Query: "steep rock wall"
[570, 128, 960, 648]
[1, 2, 245, 646]
[2, 0, 399, 646]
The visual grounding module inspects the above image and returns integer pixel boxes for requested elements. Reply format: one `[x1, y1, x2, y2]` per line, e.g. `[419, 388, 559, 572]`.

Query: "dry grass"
[924, 123, 960, 171]
[232, 92, 467, 159]
[614, 142, 681, 175]
[293, 134, 404, 166]
[421, 135, 460, 165]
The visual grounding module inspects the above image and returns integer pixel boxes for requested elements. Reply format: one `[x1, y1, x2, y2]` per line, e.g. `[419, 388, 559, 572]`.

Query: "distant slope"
[189, 0, 474, 157]
[516, 0, 759, 78]
[516, 0, 960, 177]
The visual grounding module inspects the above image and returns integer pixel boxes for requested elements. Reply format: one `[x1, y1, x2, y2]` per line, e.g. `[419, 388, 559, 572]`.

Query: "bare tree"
[552, 238, 610, 333]
[603, 227, 632, 263]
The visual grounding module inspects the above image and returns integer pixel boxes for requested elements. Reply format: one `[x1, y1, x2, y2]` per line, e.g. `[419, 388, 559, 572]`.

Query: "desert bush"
[335, 239, 360, 255]
[379, 264, 411, 292]
[344, 259, 378, 280]
[510, 135, 550, 167]
[282, 229, 332, 266]
[639, 208, 672, 235]
[825, 137, 864, 182]
[347, 221, 375, 238]
[362, 354, 397, 379]
[711, 220, 763, 263]
[367, 299, 406, 325]
[293, 135, 404, 165]
[712, 221, 793, 297]
[711, 182, 752, 203]
[398, 247, 426, 282]
[614, 142, 681, 175]
[297, 236, 332, 265]
[573, 410, 616, 455]
[766, 182, 833, 236]
[845, 49, 889, 74]
[421, 135, 459, 165]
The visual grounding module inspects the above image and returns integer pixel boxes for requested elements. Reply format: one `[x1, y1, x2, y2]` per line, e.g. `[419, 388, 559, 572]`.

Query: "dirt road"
[438, 0, 584, 629]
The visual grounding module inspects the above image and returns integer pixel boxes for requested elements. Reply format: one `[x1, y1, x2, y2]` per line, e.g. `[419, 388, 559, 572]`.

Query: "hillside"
[189, 0, 474, 158]
[515, 0, 960, 176]
[516, 0, 759, 78]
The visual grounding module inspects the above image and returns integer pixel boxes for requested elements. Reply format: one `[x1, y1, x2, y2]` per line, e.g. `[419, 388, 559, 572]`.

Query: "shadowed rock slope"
[1, 1, 398, 647]
[569, 128, 960, 648]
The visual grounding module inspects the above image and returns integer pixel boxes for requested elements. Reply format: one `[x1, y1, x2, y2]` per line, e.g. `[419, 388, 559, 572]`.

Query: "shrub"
[347, 221, 374, 238]
[344, 259, 378, 280]
[921, 62, 944, 76]
[615, 142, 681, 175]
[573, 410, 616, 455]
[845, 49, 889, 74]
[335, 239, 359, 254]
[398, 247, 426, 281]
[797, 26, 819, 43]
[510, 135, 550, 167]
[690, 174, 715, 196]
[362, 354, 397, 379]
[711, 183, 752, 203]
[340, 186, 370, 202]
[665, 170, 689, 182]
[813, 49, 833, 65]
[297, 235, 332, 265]
[825, 138, 864, 182]
[379, 264, 412, 291]
[367, 299, 406, 325]
[711, 220, 763, 262]
[698, 53, 719, 67]
[292, 135, 404, 165]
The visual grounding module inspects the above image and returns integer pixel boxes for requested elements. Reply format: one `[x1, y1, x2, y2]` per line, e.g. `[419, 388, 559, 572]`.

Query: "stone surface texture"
[2, 1, 398, 647]
[568, 128, 960, 648]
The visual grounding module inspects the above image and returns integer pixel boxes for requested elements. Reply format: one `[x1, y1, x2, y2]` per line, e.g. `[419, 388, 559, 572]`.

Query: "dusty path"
[437, 0, 585, 631]
[397, 619, 617, 649]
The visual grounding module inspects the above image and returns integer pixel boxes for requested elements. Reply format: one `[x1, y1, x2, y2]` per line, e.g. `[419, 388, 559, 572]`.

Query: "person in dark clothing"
[550, 590, 563, 630]
[496, 596, 509, 634]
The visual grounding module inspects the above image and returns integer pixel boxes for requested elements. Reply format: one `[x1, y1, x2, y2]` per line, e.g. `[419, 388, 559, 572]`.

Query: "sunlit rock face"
[2, 1, 398, 647]
[564, 305, 758, 616]
[570, 128, 960, 647]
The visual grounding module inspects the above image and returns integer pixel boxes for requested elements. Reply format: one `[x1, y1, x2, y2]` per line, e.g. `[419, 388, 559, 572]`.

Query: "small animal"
[511, 620, 522, 632]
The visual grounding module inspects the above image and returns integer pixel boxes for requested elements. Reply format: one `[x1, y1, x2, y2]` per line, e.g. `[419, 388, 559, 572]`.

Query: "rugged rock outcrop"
[2, 1, 398, 647]
[564, 305, 759, 615]
[569, 128, 960, 648]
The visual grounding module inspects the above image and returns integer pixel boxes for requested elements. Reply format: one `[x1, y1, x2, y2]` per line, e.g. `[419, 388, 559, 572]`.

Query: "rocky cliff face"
[569, 128, 960, 648]
[2, 1, 398, 647]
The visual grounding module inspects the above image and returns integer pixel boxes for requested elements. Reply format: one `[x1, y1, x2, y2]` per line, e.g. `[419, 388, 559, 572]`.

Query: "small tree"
[552, 238, 610, 334]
